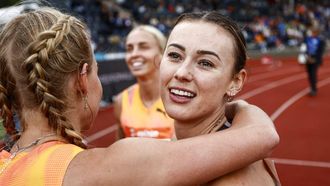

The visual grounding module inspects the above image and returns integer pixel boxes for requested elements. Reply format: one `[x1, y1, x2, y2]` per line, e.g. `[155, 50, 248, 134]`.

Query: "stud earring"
[83, 95, 88, 110]
[226, 91, 236, 102]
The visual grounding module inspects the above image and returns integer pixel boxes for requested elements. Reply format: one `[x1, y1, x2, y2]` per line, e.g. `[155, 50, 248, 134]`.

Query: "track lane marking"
[272, 158, 330, 168]
[85, 124, 118, 143]
[270, 77, 330, 121]
[239, 68, 330, 100]
[239, 73, 306, 100]
[247, 67, 301, 83]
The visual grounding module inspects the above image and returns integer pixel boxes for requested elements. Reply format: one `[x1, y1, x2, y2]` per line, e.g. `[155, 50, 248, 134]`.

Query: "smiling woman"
[113, 25, 174, 140]
[161, 21, 241, 124]
[160, 11, 281, 185]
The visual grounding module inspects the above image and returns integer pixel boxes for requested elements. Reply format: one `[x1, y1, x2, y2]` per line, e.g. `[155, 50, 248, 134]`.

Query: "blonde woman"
[114, 25, 174, 140]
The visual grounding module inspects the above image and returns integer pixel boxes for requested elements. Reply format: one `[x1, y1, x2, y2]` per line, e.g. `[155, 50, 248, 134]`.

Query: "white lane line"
[239, 68, 330, 100]
[270, 87, 308, 121]
[246, 59, 283, 73]
[272, 158, 330, 168]
[270, 77, 330, 121]
[239, 73, 306, 100]
[85, 124, 118, 143]
[248, 67, 301, 83]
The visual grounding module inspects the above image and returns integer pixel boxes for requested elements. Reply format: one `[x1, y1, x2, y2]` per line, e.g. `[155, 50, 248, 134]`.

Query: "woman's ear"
[78, 63, 89, 95]
[226, 69, 247, 96]
[154, 53, 162, 69]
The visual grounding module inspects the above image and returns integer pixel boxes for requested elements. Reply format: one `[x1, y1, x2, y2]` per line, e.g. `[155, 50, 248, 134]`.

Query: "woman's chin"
[167, 111, 191, 122]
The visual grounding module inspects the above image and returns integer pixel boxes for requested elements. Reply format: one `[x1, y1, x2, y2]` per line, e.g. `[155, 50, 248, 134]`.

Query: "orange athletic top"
[120, 84, 174, 139]
[0, 141, 83, 186]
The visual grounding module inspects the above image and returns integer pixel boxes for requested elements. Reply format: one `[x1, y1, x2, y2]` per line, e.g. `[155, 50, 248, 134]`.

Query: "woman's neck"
[17, 108, 60, 148]
[174, 107, 227, 140]
[137, 74, 160, 108]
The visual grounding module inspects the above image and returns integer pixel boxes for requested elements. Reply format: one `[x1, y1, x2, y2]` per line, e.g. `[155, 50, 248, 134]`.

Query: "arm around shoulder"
[226, 100, 280, 157]
[64, 100, 279, 186]
[64, 129, 278, 185]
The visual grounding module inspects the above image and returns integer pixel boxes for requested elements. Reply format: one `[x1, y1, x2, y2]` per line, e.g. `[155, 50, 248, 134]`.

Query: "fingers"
[225, 99, 249, 122]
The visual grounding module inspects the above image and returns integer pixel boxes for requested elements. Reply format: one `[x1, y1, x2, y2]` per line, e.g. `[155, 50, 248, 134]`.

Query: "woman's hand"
[225, 99, 280, 156]
[225, 100, 249, 123]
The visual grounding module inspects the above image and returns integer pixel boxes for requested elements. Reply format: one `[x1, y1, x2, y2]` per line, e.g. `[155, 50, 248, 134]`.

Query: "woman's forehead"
[126, 29, 157, 44]
[167, 21, 235, 55]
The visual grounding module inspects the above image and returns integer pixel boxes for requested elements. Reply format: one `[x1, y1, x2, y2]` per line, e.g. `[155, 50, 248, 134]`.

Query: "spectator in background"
[113, 25, 174, 140]
[304, 25, 326, 96]
[65, 0, 329, 53]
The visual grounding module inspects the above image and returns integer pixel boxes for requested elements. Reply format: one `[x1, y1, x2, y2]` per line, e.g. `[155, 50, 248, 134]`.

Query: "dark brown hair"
[174, 11, 247, 74]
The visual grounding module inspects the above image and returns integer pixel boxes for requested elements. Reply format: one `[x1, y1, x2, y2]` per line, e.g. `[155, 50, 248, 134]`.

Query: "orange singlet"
[120, 84, 174, 139]
[0, 141, 83, 186]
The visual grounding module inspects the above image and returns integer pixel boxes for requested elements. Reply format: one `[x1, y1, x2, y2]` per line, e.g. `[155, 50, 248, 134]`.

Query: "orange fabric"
[0, 141, 83, 186]
[120, 84, 174, 139]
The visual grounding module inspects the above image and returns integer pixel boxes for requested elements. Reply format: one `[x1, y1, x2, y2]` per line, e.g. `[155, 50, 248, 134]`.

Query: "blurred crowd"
[66, 0, 329, 53]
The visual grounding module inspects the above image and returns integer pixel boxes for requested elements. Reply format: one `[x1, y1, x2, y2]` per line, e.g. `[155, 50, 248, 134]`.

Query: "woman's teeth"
[132, 61, 143, 67]
[170, 88, 195, 98]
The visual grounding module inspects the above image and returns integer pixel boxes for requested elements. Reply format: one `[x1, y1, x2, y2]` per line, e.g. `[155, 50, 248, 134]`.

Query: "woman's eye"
[167, 52, 182, 62]
[126, 46, 133, 53]
[198, 60, 214, 68]
[140, 44, 150, 50]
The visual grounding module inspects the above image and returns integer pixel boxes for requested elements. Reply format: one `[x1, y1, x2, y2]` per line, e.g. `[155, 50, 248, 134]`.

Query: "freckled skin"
[160, 21, 236, 124]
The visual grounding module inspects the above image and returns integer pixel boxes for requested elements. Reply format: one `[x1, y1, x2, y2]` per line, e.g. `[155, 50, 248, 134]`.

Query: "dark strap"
[217, 121, 231, 131]
[263, 159, 282, 186]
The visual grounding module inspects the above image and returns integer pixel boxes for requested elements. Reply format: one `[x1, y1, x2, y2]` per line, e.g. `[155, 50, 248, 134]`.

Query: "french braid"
[0, 62, 16, 136]
[0, 18, 22, 139]
[4, 8, 93, 148]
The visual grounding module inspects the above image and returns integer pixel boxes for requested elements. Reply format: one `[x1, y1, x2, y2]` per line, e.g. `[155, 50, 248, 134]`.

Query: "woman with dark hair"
[160, 11, 281, 185]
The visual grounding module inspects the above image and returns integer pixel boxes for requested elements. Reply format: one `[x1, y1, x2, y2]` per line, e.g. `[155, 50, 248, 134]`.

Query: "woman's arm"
[113, 93, 125, 139]
[225, 100, 274, 128]
[207, 160, 275, 186]
[64, 100, 279, 186]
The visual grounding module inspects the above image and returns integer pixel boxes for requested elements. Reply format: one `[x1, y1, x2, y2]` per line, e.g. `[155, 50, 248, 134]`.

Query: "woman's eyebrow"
[168, 43, 185, 51]
[197, 50, 221, 61]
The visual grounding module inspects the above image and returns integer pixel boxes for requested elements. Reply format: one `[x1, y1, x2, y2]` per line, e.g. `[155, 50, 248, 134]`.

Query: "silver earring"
[226, 91, 236, 102]
[83, 95, 88, 110]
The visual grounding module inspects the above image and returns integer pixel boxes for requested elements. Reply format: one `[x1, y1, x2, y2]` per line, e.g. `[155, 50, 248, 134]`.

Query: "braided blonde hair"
[0, 7, 93, 148]
[0, 16, 22, 140]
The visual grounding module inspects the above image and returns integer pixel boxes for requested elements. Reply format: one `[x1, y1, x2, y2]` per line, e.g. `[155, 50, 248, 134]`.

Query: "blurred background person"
[113, 25, 174, 139]
[304, 25, 326, 96]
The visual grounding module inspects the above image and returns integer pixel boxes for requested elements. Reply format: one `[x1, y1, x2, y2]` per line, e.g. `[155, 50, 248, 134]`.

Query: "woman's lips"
[169, 87, 196, 103]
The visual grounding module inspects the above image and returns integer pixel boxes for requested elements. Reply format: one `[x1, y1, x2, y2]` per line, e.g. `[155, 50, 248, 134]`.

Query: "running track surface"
[84, 54, 330, 186]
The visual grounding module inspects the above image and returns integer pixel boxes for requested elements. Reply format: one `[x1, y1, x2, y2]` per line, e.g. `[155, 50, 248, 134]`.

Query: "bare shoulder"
[113, 83, 136, 111]
[63, 141, 129, 186]
[113, 92, 123, 118]
[113, 84, 136, 119]
[63, 147, 113, 186]
[207, 160, 274, 186]
[113, 92, 123, 108]
[62, 138, 167, 186]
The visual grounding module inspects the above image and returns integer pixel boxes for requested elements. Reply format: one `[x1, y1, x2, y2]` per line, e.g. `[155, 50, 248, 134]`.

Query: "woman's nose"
[174, 61, 193, 82]
[127, 47, 140, 59]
